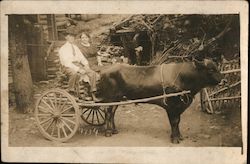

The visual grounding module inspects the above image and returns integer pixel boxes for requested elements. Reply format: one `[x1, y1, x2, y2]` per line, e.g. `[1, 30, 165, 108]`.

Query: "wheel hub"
[53, 111, 61, 118]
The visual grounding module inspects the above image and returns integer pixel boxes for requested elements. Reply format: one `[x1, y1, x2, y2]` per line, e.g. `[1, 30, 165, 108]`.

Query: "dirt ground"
[8, 94, 242, 147]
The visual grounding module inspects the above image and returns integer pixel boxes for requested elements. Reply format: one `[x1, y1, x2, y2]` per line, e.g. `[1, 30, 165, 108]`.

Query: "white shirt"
[59, 42, 89, 72]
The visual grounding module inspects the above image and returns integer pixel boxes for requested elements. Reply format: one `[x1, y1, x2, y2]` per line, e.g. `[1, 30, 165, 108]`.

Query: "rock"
[199, 134, 211, 139]
[214, 110, 222, 114]
[209, 125, 220, 130]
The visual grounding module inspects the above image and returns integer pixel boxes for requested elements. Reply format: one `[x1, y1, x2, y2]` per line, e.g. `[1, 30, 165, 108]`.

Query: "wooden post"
[204, 88, 214, 113]
[150, 32, 156, 62]
[200, 89, 205, 112]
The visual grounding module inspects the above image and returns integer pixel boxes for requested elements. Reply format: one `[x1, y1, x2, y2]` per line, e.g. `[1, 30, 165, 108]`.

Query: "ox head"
[193, 58, 223, 86]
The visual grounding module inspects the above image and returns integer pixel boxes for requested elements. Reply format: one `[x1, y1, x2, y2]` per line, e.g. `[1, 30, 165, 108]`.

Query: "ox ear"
[193, 59, 205, 69]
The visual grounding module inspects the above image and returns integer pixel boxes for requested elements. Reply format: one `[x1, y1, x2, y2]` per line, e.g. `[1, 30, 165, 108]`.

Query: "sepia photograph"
[1, 1, 248, 163]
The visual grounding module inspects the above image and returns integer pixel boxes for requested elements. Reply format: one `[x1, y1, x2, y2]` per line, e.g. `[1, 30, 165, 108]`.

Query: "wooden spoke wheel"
[80, 106, 107, 126]
[34, 88, 80, 142]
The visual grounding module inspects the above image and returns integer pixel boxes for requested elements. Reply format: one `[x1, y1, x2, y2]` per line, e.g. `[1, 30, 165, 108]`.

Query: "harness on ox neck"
[160, 64, 192, 106]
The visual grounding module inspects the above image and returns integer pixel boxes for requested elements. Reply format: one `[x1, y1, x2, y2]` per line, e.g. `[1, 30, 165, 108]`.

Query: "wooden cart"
[34, 87, 190, 142]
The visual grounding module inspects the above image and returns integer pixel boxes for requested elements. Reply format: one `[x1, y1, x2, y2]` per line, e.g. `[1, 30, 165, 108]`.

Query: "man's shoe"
[91, 94, 103, 102]
[84, 96, 93, 101]
[92, 97, 103, 102]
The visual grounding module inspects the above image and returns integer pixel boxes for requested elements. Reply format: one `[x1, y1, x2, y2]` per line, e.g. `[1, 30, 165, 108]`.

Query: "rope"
[160, 64, 168, 106]
[171, 65, 184, 89]
[160, 63, 188, 106]
[160, 64, 166, 94]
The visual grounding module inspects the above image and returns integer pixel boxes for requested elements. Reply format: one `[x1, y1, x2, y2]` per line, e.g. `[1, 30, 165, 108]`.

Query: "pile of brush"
[110, 14, 239, 65]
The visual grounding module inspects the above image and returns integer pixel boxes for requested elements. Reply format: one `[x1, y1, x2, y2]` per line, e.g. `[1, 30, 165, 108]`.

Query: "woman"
[75, 32, 104, 66]
[75, 32, 97, 57]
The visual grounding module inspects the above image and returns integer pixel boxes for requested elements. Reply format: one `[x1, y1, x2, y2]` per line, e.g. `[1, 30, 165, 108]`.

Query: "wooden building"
[8, 14, 70, 82]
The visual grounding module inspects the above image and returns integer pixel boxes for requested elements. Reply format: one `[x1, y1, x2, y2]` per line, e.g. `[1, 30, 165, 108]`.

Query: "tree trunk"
[9, 15, 33, 113]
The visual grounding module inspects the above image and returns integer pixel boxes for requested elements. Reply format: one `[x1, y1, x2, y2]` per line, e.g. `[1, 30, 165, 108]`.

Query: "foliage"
[112, 14, 240, 64]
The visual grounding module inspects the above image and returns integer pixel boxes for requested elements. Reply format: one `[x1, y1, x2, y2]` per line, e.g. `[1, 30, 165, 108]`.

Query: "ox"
[95, 59, 223, 143]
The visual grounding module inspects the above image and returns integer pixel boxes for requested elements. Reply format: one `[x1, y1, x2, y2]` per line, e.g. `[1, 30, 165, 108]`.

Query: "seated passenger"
[59, 29, 101, 102]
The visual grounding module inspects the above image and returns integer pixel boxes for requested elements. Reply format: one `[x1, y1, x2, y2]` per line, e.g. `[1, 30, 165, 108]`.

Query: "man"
[59, 29, 101, 102]
[133, 33, 143, 65]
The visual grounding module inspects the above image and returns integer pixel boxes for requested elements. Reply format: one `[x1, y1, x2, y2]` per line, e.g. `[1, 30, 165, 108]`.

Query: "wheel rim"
[35, 89, 79, 142]
[81, 106, 106, 126]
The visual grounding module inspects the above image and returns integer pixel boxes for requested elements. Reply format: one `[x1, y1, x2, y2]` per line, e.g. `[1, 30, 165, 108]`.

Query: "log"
[47, 63, 60, 67]
[221, 69, 241, 74]
[113, 15, 134, 30]
[47, 68, 58, 71]
[38, 20, 47, 25]
[39, 15, 47, 20]
[55, 14, 66, 18]
[55, 17, 67, 22]
[167, 55, 189, 59]
[208, 96, 241, 101]
[151, 15, 165, 25]
[115, 29, 136, 34]
[47, 75, 57, 78]
[56, 21, 68, 27]
[140, 19, 153, 31]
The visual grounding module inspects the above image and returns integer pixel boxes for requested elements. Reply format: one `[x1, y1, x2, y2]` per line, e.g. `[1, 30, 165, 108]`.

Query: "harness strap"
[160, 64, 168, 106]
[160, 64, 166, 94]
[160, 63, 191, 106]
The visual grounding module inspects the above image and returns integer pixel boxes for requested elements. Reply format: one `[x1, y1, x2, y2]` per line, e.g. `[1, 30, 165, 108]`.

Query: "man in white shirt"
[59, 30, 101, 102]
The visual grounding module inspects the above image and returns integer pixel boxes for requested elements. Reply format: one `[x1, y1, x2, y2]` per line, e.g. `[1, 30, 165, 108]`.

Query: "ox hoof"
[171, 135, 183, 144]
[179, 135, 184, 141]
[112, 129, 119, 134]
[171, 137, 180, 144]
[105, 131, 112, 137]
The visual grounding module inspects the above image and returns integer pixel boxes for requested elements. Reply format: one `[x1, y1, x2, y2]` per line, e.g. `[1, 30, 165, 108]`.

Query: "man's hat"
[64, 26, 78, 36]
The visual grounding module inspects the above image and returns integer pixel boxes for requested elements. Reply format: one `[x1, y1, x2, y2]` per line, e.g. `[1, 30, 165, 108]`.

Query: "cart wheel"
[34, 88, 80, 142]
[80, 106, 107, 126]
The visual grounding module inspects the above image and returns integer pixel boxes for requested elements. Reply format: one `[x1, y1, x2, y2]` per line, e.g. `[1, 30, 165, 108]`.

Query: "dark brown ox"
[96, 59, 223, 143]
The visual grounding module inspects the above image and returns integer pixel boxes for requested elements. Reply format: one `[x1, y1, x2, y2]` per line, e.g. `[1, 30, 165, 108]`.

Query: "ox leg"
[104, 107, 113, 137]
[167, 112, 183, 144]
[111, 106, 118, 134]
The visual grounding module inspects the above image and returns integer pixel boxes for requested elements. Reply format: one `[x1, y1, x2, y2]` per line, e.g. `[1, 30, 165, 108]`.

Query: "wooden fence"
[200, 59, 241, 113]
